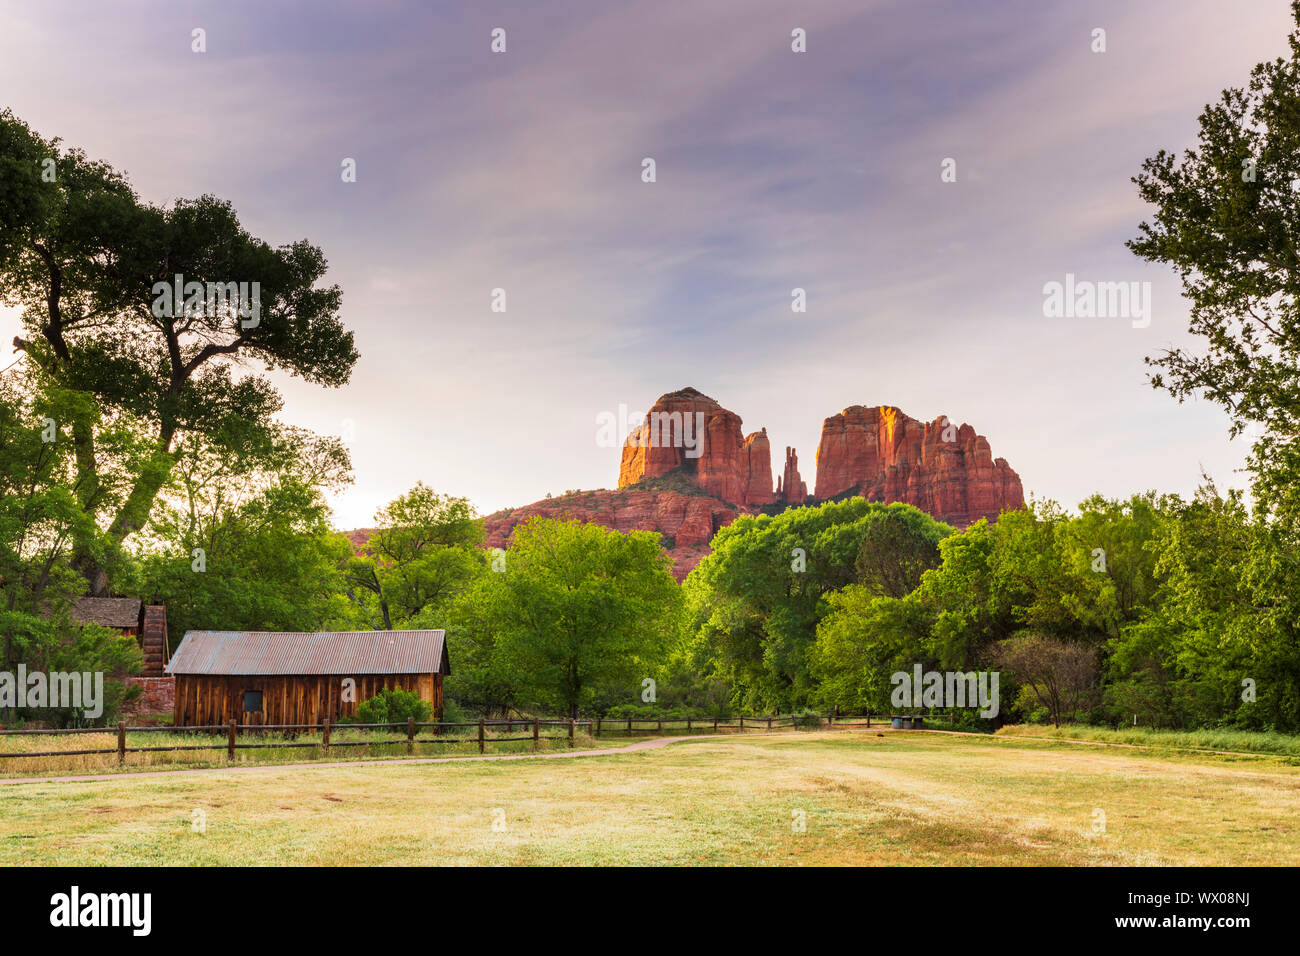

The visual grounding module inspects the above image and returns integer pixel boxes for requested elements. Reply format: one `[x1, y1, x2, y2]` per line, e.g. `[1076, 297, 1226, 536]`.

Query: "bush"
[440, 698, 470, 725]
[349, 687, 431, 726]
[602, 703, 714, 720]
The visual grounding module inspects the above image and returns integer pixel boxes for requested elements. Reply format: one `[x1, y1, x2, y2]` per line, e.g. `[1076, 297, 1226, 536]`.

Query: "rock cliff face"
[618, 388, 773, 507]
[813, 405, 1023, 525]
[777, 446, 807, 505]
[476, 388, 1023, 581]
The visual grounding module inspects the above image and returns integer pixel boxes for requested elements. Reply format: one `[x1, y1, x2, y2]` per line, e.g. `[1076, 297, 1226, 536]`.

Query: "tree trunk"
[73, 431, 177, 595]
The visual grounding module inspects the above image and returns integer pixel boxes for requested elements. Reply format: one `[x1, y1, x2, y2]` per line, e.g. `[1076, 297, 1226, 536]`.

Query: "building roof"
[71, 597, 142, 629]
[166, 630, 449, 676]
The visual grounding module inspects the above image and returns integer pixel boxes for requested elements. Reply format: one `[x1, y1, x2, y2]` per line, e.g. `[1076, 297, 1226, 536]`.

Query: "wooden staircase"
[141, 604, 168, 677]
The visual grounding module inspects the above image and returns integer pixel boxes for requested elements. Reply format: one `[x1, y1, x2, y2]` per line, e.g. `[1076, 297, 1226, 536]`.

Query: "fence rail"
[0, 712, 954, 764]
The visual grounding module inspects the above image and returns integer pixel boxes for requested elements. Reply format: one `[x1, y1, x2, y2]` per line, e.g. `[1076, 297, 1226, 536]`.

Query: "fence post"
[568, 718, 575, 748]
[116, 721, 126, 764]
[657, 717, 662, 734]
[739, 716, 744, 731]
[323, 717, 331, 755]
[713, 716, 718, 732]
[478, 718, 485, 754]
[767, 716, 772, 730]
[867, 713, 871, 728]
[228, 719, 237, 760]
[628, 717, 632, 735]
[407, 717, 415, 754]
[533, 717, 539, 752]
[686, 716, 691, 733]
[595, 717, 601, 737]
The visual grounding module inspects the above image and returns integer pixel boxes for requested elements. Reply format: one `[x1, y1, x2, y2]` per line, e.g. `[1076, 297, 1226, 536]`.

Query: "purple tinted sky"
[1, 0, 1292, 527]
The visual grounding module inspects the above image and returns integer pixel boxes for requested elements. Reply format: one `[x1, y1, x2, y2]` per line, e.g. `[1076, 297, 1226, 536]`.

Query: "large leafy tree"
[482, 518, 681, 718]
[129, 426, 356, 641]
[853, 503, 948, 598]
[0, 370, 142, 725]
[0, 110, 357, 594]
[1114, 485, 1300, 730]
[342, 483, 485, 630]
[1128, 3, 1300, 520]
[1126, 4, 1300, 729]
[810, 497, 1171, 722]
[686, 498, 952, 713]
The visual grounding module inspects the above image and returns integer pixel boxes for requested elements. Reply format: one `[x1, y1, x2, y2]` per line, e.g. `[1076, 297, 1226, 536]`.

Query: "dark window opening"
[243, 690, 263, 713]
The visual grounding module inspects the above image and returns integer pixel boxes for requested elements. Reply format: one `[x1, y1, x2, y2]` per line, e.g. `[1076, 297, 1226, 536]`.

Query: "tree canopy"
[0, 109, 357, 595]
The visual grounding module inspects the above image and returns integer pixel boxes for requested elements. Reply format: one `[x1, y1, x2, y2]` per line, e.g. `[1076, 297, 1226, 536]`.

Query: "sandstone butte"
[471, 388, 1025, 581]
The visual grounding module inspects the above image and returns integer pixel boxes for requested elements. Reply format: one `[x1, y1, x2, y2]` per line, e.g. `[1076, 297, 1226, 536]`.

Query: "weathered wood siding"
[173, 673, 443, 726]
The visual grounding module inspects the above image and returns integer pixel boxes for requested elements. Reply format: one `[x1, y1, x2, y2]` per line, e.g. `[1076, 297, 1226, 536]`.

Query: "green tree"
[993, 634, 1099, 729]
[1128, 4, 1300, 521]
[342, 483, 485, 630]
[810, 587, 930, 713]
[133, 479, 354, 641]
[0, 371, 142, 725]
[853, 502, 949, 598]
[485, 518, 680, 718]
[1120, 485, 1300, 730]
[0, 110, 357, 594]
[686, 498, 952, 713]
[432, 569, 522, 718]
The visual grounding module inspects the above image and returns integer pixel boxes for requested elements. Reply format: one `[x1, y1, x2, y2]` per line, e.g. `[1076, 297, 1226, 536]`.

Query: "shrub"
[350, 687, 431, 726]
[440, 698, 471, 725]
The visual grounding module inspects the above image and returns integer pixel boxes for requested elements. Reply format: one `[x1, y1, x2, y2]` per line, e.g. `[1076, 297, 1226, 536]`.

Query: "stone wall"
[123, 676, 175, 718]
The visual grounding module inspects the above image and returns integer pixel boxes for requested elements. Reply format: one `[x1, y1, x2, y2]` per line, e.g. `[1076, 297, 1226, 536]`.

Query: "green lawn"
[2, 731, 1297, 866]
[995, 722, 1300, 757]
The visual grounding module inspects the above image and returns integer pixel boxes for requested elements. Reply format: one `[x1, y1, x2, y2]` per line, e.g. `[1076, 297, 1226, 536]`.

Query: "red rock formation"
[483, 486, 739, 581]
[743, 429, 775, 506]
[618, 388, 773, 507]
[776, 446, 807, 504]
[814, 405, 1022, 525]
[355, 388, 1025, 585]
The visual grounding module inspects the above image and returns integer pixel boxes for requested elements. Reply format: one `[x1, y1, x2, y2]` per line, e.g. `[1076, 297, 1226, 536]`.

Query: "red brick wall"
[123, 676, 175, 718]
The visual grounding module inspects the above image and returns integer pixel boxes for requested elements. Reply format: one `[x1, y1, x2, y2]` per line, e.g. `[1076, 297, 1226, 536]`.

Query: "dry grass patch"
[1, 732, 1296, 866]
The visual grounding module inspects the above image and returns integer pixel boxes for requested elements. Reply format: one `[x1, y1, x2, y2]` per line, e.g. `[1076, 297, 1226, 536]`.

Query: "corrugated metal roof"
[166, 630, 448, 676]
[71, 597, 142, 629]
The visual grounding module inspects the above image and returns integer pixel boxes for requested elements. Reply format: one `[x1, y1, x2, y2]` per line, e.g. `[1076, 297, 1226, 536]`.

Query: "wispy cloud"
[0, 0, 1290, 525]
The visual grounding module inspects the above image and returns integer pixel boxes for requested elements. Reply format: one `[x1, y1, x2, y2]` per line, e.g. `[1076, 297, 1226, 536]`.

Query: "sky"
[1, 0, 1293, 528]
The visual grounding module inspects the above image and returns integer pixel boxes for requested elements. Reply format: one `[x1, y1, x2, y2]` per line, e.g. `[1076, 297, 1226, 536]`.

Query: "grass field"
[996, 723, 1300, 758]
[2, 730, 1297, 866]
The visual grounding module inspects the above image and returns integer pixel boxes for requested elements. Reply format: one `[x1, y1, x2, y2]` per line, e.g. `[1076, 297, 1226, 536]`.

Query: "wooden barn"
[165, 630, 449, 727]
[69, 598, 169, 676]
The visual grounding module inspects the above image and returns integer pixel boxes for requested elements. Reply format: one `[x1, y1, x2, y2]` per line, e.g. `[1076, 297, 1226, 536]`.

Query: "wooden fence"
[0, 718, 590, 763]
[592, 713, 953, 734]
[0, 712, 953, 764]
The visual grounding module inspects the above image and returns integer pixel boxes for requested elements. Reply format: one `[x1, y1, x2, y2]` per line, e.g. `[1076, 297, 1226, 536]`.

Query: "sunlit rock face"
[618, 388, 774, 507]
[473, 388, 1024, 581]
[814, 405, 1023, 526]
